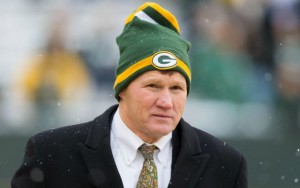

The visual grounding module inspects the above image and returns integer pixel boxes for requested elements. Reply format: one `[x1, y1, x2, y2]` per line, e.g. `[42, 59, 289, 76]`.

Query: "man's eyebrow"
[143, 77, 161, 82]
[169, 78, 186, 84]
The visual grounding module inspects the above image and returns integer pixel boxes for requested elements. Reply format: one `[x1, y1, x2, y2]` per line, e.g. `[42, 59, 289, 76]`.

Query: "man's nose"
[156, 89, 173, 108]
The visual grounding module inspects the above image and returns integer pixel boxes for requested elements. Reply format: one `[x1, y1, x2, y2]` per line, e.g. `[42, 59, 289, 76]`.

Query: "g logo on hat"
[152, 51, 177, 70]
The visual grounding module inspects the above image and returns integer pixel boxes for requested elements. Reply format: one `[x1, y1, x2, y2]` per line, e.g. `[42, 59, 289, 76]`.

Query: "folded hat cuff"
[114, 52, 191, 100]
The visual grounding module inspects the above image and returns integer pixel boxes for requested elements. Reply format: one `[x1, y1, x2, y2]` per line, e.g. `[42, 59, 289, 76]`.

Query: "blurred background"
[0, 0, 299, 187]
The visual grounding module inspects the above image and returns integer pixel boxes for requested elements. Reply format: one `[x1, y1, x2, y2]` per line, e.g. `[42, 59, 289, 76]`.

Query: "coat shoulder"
[29, 121, 92, 150]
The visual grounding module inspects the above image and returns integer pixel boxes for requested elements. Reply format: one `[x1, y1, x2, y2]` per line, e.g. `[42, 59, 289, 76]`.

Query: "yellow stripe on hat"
[125, 2, 180, 33]
[113, 53, 191, 89]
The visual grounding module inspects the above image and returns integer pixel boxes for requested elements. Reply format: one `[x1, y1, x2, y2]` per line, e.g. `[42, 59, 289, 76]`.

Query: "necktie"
[136, 144, 158, 188]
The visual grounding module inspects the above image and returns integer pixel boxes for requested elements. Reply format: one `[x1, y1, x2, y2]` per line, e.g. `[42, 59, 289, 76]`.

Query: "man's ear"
[118, 90, 125, 101]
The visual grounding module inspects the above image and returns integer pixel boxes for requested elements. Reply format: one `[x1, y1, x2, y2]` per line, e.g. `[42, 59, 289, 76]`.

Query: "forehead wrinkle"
[134, 70, 186, 87]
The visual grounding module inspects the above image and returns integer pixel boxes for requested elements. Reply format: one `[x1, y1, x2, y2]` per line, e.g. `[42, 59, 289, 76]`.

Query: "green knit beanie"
[114, 2, 191, 100]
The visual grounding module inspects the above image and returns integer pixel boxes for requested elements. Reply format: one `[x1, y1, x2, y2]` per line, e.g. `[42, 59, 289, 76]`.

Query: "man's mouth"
[153, 114, 172, 118]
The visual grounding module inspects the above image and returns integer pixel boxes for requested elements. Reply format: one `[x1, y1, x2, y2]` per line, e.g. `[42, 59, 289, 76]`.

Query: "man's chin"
[152, 126, 174, 136]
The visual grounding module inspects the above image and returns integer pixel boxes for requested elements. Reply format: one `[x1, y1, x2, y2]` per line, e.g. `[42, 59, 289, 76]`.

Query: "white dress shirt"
[111, 108, 172, 188]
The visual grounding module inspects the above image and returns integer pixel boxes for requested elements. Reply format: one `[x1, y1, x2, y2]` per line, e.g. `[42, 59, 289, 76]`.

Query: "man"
[12, 2, 247, 188]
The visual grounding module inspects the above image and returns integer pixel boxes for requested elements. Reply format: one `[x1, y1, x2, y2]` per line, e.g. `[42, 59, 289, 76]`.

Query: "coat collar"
[84, 105, 118, 149]
[168, 119, 210, 188]
[79, 104, 123, 188]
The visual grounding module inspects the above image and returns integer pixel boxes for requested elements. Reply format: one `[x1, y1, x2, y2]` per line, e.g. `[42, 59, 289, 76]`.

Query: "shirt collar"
[154, 132, 172, 167]
[112, 107, 172, 166]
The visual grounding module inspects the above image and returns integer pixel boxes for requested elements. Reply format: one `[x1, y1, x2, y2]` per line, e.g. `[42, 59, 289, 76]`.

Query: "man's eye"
[170, 86, 183, 91]
[147, 84, 157, 88]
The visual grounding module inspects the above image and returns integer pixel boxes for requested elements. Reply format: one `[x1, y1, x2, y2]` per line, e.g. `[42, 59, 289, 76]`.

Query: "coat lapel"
[79, 105, 123, 188]
[169, 119, 210, 188]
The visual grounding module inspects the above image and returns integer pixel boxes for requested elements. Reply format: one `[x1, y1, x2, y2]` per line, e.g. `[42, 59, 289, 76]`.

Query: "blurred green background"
[1, 0, 299, 187]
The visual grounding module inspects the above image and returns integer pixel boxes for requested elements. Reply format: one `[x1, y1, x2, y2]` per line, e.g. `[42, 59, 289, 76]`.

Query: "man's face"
[119, 70, 187, 143]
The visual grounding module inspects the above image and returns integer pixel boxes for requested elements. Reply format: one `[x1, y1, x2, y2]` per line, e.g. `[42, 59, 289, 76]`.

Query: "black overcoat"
[12, 104, 247, 188]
